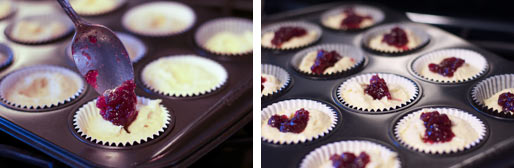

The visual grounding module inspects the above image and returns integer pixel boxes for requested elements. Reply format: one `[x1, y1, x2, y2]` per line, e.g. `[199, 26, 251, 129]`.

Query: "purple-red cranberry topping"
[330, 152, 370, 168]
[267, 108, 310, 133]
[261, 76, 266, 91]
[382, 27, 409, 50]
[420, 111, 455, 143]
[271, 26, 307, 47]
[364, 75, 392, 100]
[498, 92, 514, 113]
[428, 57, 465, 77]
[85, 70, 98, 89]
[311, 50, 342, 75]
[96, 80, 138, 133]
[341, 8, 372, 29]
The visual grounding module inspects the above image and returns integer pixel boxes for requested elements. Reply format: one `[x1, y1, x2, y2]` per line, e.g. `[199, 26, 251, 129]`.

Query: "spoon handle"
[56, 0, 84, 26]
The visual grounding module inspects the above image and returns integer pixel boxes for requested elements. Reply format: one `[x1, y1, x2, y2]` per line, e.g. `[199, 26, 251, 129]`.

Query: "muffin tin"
[262, 2, 514, 168]
[0, 0, 251, 167]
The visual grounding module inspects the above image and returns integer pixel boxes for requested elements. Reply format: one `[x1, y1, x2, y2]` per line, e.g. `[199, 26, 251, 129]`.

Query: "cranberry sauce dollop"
[381, 27, 409, 50]
[261, 76, 266, 91]
[271, 26, 307, 47]
[330, 152, 370, 168]
[85, 70, 99, 89]
[364, 75, 392, 100]
[498, 92, 514, 113]
[267, 108, 310, 133]
[341, 8, 372, 29]
[310, 50, 343, 75]
[420, 111, 455, 144]
[96, 80, 138, 133]
[428, 57, 465, 77]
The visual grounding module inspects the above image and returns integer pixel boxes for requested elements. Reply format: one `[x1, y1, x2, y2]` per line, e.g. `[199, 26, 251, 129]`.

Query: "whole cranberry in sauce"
[428, 57, 465, 77]
[330, 152, 370, 168]
[271, 26, 307, 47]
[310, 50, 342, 75]
[498, 92, 514, 113]
[420, 111, 455, 143]
[341, 8, 372, 29]
[382, 27, 409, 50]
[267, 108, 309, 133]
[96, 80, 138, 133]
[364, 75, 392, 100]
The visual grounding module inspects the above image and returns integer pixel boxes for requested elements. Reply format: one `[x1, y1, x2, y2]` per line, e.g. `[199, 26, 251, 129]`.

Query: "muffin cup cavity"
[70, 0, 126, 16]
[4, 14, 74, 45]
[195, 17, 253, 56]
[261, 99, 338, 144]
[336, 73, 420, 112]
[291, 43, 366, 78]
[261, 21, 322, 50]
[73, 96, 171, 147]
[411, 48, 488, 84]
[0, 43, 14, 71]
[261, 64, 291, 98]
[471, 74, 514, 119]
[122, 1, 196, 37]
[141, 55, 228, 97]
[361, 23, 430, 55]
[0, 65, 85, 110]
[300, 140, 401, 168]
[320, 5, 384, 31]
[393, 107, 487, 154]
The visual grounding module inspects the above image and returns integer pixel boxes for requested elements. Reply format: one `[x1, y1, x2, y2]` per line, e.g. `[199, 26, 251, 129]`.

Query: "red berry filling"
[382, 27, 409, 50]
[96, 80, 138, 133]
[267, 108, 309, 133]
[498, 92, 514, 112]
[428, 57, 465, 77]
[364, 75, 392, 100]
[271, 26, 307, 47]
[420, 111, 455, 143]
[330, 152, 370, 168]
[311, 50, 342, 75]
[85, 70, 99, 89]
[261, 76, 266, 91]
[341, 8, 372, 29]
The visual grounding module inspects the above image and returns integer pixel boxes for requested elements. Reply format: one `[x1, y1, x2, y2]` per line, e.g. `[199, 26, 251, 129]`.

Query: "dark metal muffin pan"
[262, 2, 514, 168]
[0, 0, 251, 167]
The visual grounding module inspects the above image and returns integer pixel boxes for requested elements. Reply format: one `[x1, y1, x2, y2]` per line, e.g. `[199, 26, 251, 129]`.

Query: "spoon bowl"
[57, 0, 134, 95]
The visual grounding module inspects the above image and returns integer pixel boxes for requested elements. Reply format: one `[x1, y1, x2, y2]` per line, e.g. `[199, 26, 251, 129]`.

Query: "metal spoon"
[56, 0, 134, 95]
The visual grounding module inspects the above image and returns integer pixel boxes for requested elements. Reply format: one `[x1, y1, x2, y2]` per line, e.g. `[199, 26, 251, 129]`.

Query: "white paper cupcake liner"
[261, 99, 338, 144]
[70, 0, 126, 16]
[411, 48, 488, 83]
[122, 1, 196, 37]
[336, 73, 420, 112]
[4, 14, 74, 45]
[0, 65, 85, 110]
[320, 5, 384, 31]
[0, 43, 14, 70]
[0, 0, 17, 20]
[66, 32, 147, 63]
[300, 140, 401, 168]
[362, 22, 430, 55]
[261, 21, 322, 50]
[291, 43, 366, 77]
[141, 55, 228, 97]
[393, 107, 487, 154]
[195, 17, 252, 56]
[471, 74, 514, 118]
[73, 96, 171, 147]
[261, 64, 290, 98]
